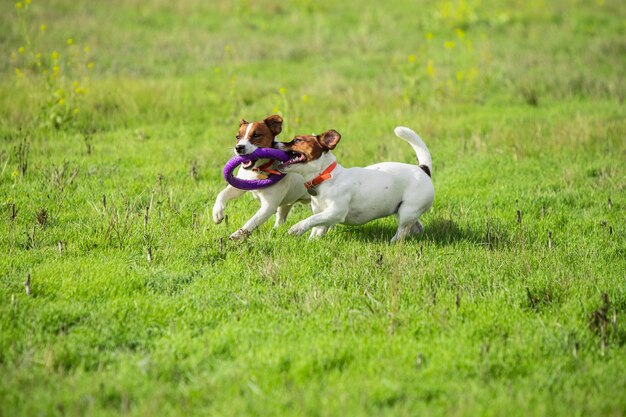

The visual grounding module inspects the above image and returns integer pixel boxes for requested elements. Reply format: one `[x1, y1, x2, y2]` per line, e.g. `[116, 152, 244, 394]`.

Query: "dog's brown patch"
[236, 114, 283, 148]
[280, 130, 341, 162]
[263, 115, 283, 137]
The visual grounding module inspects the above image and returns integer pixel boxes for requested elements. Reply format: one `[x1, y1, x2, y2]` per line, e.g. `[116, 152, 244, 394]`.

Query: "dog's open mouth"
[242, 160, 255, 169]
[278, 151, 306, 169]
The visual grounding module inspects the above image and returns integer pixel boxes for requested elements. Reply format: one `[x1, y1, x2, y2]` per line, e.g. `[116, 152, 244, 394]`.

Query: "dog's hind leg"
[410, 220, 424, 235]
[391, 202, 423, 243]
[309, 226, 330, 240]
[391, 225, 412, 243]
[274, 204, 293, 227]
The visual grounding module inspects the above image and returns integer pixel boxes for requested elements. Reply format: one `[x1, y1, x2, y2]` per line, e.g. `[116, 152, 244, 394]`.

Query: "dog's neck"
[300, 151, 342, 183]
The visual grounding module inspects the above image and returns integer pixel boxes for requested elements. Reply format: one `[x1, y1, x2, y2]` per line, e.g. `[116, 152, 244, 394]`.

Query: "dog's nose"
[235, 144, 246, 154]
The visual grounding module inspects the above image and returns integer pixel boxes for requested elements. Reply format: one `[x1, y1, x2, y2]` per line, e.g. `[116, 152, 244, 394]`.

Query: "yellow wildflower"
[84, 46, 90, 53]
[444, 41, 456, 49]
[15, 2, 23, 9]
[301, 94, 309, 103]
[408, 54, 416, 63]
[426, 60, 435, 78]
[58, 98, 65, 105]
[12, 170, 19, 178]
[455, 28, 466, 38]
[40, 24, 47, 32]
[25, 0, 31, 4]
[18, 46, 25, 54]
[15, 68, 25, 78]
[426, 32, 434, 40]
[67, 38, 73, 45]
[51, 51, 59, 60]
[87, 62, 94, 69]
[74, 108, 79, 114]
[456, 71, 464, 81]
[278, 87, 286, 95]
[53, 65, 60, 73]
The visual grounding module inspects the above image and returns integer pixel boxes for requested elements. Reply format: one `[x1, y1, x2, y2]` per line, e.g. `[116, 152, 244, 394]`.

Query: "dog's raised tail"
[394, 126, 432, 177]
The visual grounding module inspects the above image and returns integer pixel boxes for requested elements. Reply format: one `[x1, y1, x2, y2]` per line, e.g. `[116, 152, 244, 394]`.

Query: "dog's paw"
[288, 223, 307, 237]
[230, 228, 251, 241]
[212, 204, 225, 224]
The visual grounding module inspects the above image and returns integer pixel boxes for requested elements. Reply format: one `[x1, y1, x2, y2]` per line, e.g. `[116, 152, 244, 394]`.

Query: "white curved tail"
[394, 126, 432, 176]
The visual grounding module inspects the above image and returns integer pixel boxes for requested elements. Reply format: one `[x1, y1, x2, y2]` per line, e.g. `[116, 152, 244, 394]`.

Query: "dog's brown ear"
[318, 130, 341, 150]
[263, 115, 283, 136]
[239, 118, 249, 126]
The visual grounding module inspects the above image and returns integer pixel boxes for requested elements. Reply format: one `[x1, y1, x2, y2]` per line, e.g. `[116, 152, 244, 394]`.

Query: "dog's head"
[277, 130, 341, 174]
[235, 115, 283, 168]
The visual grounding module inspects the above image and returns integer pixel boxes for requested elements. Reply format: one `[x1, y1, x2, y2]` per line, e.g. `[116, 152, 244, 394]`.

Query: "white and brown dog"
[212, 115, 310, 239]
[276, 127, 434, 242]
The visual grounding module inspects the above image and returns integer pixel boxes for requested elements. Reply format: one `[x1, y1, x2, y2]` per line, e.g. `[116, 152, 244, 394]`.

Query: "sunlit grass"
[1, 0, 625, 416]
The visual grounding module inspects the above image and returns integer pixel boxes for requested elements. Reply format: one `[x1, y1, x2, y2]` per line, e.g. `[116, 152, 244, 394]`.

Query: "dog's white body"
[280, 127, 434, 242]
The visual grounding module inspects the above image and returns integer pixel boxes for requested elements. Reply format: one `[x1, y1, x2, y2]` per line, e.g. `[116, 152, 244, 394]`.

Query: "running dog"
[276, 126, 434, 242]
[212, 115, 310, 240]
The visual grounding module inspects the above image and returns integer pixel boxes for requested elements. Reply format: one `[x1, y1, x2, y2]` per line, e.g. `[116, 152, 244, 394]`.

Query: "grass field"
[1, 0, 625, 415]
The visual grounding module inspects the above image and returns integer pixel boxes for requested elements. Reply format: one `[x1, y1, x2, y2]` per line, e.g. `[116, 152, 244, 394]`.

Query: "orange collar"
[253, 160, 283, 177]
[304, 161, 337, 195]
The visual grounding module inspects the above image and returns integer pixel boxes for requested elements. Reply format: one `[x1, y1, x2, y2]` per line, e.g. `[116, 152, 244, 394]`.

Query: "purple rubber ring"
[223, 148, 290, 190]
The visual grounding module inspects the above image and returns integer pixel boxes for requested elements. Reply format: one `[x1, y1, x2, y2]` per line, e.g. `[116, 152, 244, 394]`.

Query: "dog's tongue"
[242, 160, 254, 169]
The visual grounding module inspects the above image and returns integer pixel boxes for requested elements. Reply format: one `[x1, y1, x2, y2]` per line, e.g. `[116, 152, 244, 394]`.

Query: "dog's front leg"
[213, 185, 246, 224]
[289, 208, 347, 237]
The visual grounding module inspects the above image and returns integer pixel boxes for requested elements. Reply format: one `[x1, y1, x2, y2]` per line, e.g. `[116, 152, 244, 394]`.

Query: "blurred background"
[2, 0, 624, 135]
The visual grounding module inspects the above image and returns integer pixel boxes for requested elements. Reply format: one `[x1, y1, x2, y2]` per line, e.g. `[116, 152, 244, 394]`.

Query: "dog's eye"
[235, 135, 240, 140]
[293, 139, 301, 143]
[252, 132, 261, 138]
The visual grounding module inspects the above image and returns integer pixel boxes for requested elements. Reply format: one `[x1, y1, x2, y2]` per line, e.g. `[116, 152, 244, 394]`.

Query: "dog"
[212, 115, 310, 239]
[276, 126, 434, 242]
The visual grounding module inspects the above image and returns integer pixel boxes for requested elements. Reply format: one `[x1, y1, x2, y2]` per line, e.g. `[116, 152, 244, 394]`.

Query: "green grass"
[1, 0, 625, 416]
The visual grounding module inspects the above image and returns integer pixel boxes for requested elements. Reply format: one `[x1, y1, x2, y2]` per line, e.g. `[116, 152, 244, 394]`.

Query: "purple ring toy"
[223, 148, 290, 190]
